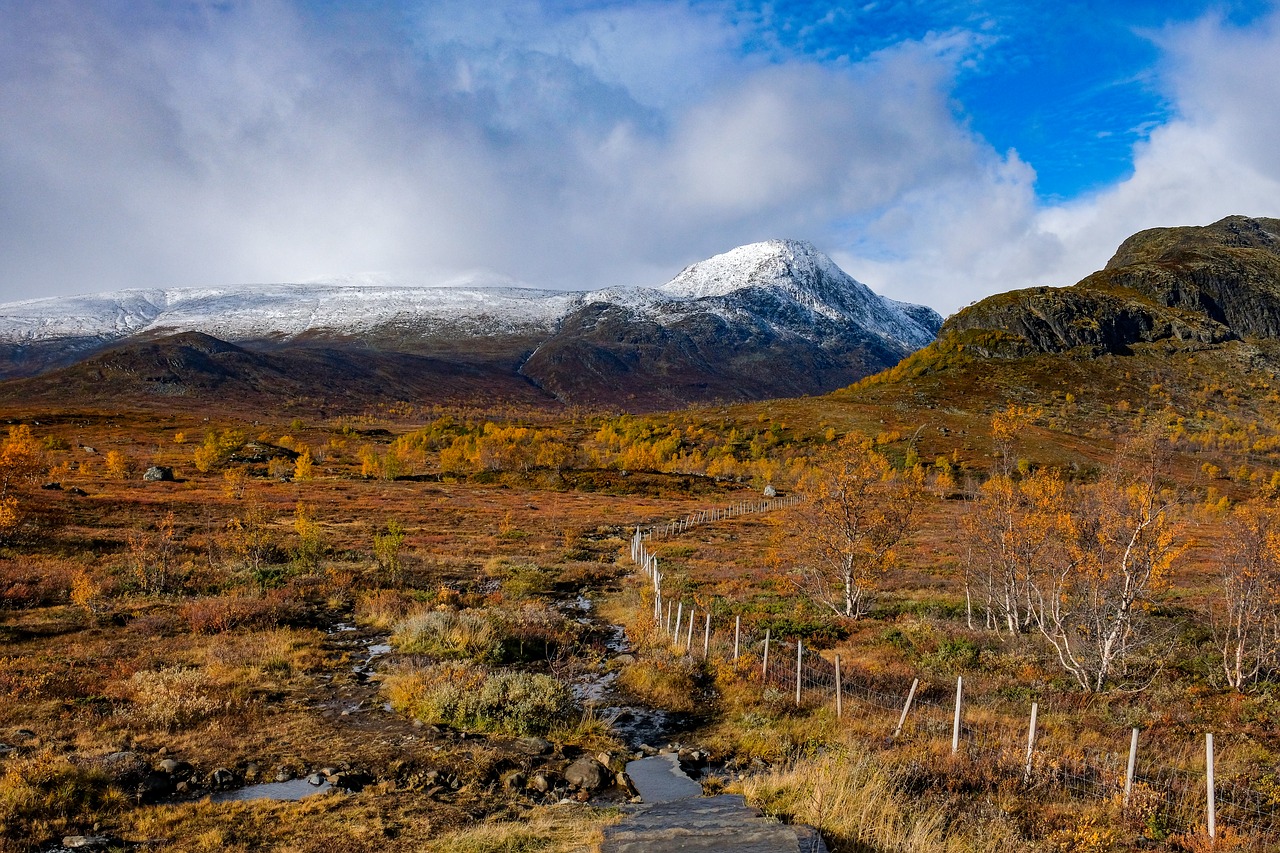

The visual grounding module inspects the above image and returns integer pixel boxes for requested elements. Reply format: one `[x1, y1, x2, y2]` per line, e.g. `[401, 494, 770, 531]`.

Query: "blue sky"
[1, 0, 1279, 313]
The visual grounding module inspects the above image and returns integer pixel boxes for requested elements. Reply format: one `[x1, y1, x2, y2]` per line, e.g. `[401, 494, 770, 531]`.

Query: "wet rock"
[209, 767, 237, 788]
[275, 767, 293, 782]
[616, 771, 638, 796]
[175, 780, 191, 794]
[565, 756, 610, 792]
[637, 743, 657, 757]
[328, 771, 373, 792]
[140, 770, 175, 801]
[319, 766, 339, 777]
[306, 773, 326, 786]
[61, 837, 113, 849]
[142, 466, 174, 482]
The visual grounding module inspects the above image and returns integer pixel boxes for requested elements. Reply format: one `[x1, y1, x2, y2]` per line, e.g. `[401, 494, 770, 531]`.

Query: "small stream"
[564, 594, 691, 751]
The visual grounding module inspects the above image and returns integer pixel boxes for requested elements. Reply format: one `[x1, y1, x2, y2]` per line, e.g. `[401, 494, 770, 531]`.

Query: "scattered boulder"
[157, 758, 192, 778]
[61, 837, 113, 850]
[501, 770, 527, 791]
[306, 772, 326, 786]
[515, 736, 552, 756]
[275, 767, 293, 782]
[41, 482, 62, 490]
[67, 487, 88, 496]
[208, 767, 237, 788]
[143, 466, 174, 482]
[764, 484, 777, 497]
[529, 771, 558, 793]
[564, 756, 610, 792]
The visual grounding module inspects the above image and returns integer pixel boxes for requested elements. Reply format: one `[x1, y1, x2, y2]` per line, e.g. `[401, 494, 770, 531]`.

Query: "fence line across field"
[624, 496, 1280, 846]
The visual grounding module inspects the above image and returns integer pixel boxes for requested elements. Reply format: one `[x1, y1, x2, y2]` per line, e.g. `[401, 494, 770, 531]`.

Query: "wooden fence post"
[951, 676, 963, 755]
[835, 654, 843, 719]
[685, 607, 695, 650]
[702, 612, 711, 658]
[892, 678, 918, 740]
[674, 602, 683, 643]
[795, 640, 803, 707]
[1207, 733, 1216, 840]
[1124, 728, 1139, 806]
[762, 629, 770, 682]
[733, 615, 741, 660]
[1024, 702, 1038, 782]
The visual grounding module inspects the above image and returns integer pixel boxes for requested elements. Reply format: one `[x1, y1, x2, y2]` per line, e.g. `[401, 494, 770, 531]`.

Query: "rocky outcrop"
[942, 216, 1280, 357]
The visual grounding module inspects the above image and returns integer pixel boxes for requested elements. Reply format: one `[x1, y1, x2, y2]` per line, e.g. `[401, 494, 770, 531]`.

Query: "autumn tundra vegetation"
[3, 375, 1280, 852]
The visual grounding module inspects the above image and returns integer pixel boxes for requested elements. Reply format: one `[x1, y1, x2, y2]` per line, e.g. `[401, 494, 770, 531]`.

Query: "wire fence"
[625, 498, 1280, 848]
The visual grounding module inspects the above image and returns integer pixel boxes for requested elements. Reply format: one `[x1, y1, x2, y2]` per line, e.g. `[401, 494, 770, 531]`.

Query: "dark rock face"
[521, 297, 924, 408]
[944, 216, 1280, 356]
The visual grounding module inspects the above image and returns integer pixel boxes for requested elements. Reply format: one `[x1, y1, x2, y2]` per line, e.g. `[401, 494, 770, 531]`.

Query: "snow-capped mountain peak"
[658, 239, 939, 349]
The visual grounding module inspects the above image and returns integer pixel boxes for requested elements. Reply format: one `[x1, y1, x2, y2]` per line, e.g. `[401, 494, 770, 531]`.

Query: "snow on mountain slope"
[0, 241, 940, 350]
[660, 239, 939, 348]
[0, 285, 585, 343]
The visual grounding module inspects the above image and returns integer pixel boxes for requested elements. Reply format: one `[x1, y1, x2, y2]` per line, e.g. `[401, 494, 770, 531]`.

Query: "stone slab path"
[599, 794, 828, 853]
[600, 755, 828, 853]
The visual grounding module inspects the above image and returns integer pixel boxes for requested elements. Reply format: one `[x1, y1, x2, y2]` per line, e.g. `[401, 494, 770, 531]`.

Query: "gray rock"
[565, 756, 610, 792]
[275, 767, 293, 782]
[143, 466, 175, 482]
[61, 837, 113, 850]
[501, 770, 527, 791]
[209, 767, 237, 788]
[764, 484, 777, 497]
[516, 736, 552, 755]
[306, 772, 326, 786]
[529, 771, 557, 793]
[157, 758, 192, 777]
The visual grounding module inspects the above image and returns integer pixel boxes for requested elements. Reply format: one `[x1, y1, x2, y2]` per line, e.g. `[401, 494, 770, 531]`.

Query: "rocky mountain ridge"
[0, 240, 941, 411]
[942, 216, 1280, 356]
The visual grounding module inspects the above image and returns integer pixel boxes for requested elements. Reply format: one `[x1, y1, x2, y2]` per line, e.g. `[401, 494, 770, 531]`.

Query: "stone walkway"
[599, 794, 828, 853]
[599, 754, 828, 853]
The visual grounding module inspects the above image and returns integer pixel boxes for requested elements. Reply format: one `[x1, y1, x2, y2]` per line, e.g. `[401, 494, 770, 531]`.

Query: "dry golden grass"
[417, 804, 622, 853]
[734, 742, 1022, 853]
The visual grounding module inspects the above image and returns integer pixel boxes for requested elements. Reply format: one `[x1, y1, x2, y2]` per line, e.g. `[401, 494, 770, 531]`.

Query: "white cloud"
[1, 2, 1276, 320]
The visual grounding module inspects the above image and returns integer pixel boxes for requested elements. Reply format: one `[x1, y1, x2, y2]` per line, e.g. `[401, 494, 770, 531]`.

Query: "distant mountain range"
[0, 239, 942, 411]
